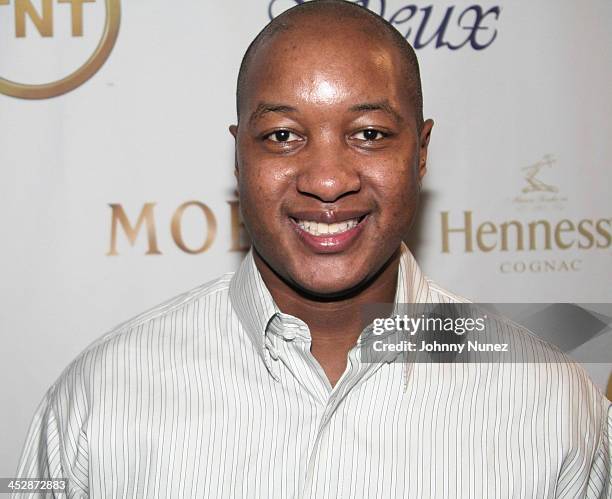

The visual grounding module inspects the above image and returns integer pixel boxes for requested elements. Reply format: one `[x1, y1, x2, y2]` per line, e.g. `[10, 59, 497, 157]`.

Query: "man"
[16, 1, 610, 497]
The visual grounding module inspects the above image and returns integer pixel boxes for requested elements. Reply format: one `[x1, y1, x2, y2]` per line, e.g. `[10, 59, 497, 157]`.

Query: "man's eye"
[266, 130, 300, 143]
[353, 129, 387, 141]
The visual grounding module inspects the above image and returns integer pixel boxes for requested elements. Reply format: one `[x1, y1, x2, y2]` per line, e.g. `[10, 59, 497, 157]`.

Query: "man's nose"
[295, 137, 361, 203]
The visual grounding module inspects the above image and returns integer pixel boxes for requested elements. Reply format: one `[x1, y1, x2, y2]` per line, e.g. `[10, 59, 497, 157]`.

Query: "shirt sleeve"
[584, 402, 611, 499]
[14, 382, 90, 499]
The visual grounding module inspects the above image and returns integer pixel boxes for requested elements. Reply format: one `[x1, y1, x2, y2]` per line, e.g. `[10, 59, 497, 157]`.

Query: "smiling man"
[15, 1, 610, 498]
[229, 0, 433, 387]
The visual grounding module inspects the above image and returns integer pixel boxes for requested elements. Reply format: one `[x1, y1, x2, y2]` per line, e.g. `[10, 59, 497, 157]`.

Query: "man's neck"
[253, 249, 401, 387]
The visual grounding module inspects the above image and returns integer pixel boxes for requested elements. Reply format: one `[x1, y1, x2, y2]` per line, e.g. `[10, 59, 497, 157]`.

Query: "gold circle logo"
[0, 0, 120, 99]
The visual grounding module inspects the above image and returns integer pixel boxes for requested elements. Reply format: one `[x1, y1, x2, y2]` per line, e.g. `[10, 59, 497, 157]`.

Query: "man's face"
[231, 23, 433, 296]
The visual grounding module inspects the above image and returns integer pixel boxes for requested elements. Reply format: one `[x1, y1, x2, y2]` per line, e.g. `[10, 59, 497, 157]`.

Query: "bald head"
[236, 0, 424, 130]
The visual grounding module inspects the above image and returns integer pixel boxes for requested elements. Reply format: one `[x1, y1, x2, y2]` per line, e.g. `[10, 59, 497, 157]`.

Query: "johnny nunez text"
[372, 340, 509, 353]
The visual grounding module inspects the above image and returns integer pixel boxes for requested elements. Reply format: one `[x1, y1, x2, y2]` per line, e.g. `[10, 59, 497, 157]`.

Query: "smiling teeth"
[296, 218, 360, 236]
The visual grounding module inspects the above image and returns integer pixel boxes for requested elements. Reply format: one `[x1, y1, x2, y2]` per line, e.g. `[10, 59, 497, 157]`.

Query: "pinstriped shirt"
[15, 244, 611, 498]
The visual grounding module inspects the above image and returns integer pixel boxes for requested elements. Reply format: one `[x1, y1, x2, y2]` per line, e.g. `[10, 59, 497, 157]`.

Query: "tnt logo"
[0, 0, 96, 37]
[0, 0, 120, 99]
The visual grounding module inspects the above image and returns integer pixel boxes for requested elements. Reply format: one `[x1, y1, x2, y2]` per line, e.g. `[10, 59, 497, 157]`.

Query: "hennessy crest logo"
[511, 154, 567, 209]
[521, 154, 558, 194]
[0, 0, 120, 99]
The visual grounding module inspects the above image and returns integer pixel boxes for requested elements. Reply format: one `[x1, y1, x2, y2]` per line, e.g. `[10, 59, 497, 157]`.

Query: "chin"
[285, 248, 383, 296]
[290, 271, 370, 299]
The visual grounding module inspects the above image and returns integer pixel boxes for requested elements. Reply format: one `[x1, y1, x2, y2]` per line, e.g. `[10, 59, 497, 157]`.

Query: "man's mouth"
[293, 217, 362, 236]
[288, 214, 368, 253]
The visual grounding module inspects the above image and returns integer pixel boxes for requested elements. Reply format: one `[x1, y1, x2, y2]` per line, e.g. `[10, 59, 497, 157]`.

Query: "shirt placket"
[265, 315, 392, 498]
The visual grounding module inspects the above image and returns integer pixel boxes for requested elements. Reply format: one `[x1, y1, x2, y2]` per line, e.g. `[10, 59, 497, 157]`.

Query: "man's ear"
[418, 119, 434, 180]
[229, 125, 239, 179]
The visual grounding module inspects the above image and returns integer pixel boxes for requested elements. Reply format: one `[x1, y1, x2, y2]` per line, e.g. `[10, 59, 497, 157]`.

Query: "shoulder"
[482, 311, 610, 454]
[47, 272, 235, 401]
[99, 271, 233, 341]
[424, 277, 609, 428]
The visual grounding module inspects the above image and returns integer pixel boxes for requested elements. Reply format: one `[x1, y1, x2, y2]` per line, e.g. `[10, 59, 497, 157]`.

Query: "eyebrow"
[247, 100, 404, 126]
[349, 101, 404, 125]
[249, 103, 297, 125]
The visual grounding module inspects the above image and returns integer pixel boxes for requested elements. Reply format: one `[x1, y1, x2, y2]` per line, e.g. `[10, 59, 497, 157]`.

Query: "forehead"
[243, 22, 408, 111]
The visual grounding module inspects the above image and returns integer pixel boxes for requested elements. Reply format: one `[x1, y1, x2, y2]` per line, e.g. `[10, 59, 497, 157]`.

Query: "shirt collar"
[228, 243, 431, 365]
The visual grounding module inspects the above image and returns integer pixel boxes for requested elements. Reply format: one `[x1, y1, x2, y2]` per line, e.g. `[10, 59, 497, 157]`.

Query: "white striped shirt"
[15, 244, 611, 498]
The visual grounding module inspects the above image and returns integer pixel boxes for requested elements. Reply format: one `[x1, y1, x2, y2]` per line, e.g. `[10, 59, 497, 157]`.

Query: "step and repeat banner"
[1, 0, 611, 474]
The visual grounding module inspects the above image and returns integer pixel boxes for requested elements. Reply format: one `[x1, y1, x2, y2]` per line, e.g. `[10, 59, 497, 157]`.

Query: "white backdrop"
[1, 0, 611, 475]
